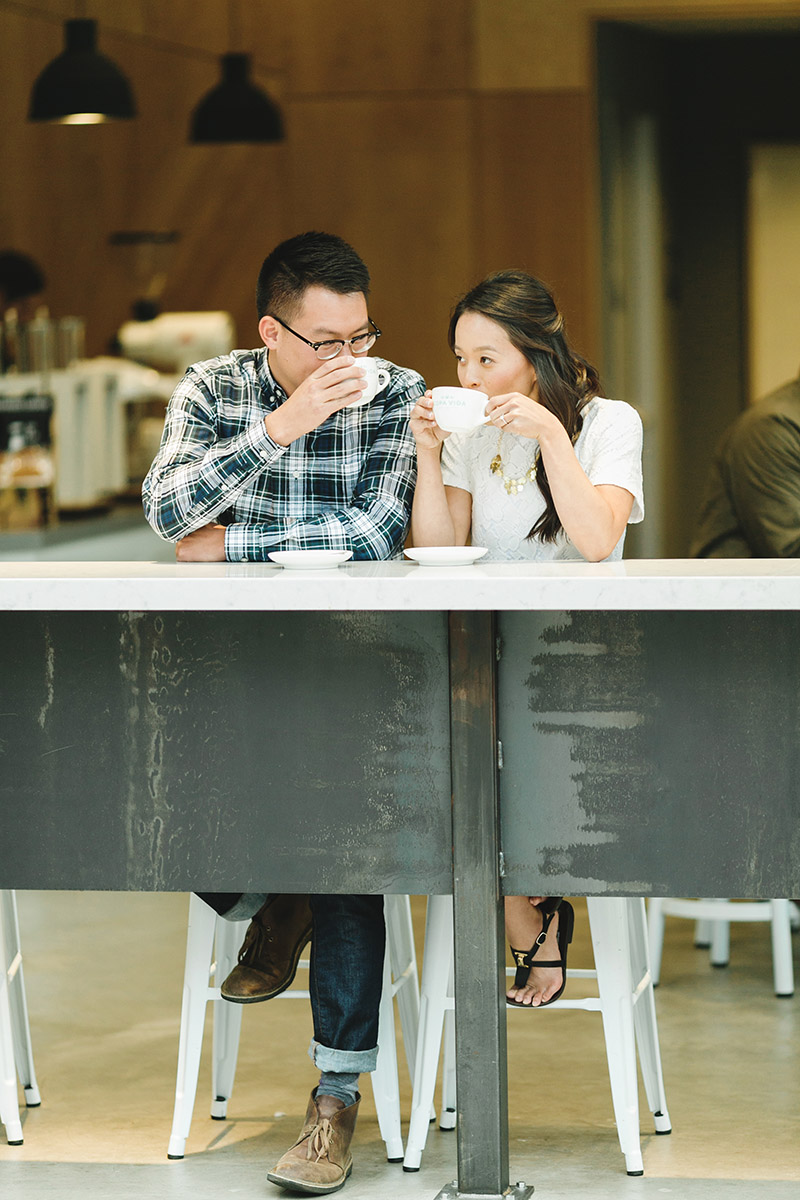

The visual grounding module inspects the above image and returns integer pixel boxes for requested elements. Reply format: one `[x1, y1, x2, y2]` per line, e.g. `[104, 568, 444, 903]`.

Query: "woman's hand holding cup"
[411, 391, 450, 451]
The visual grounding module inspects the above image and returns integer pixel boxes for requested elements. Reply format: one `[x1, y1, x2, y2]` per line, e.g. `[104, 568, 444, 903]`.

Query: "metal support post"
[441, 611, 533, 1200]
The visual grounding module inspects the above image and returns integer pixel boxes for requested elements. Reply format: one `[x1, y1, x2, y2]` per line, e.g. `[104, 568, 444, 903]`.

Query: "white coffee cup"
[432, 386, 490, 432]
[347, 357, 391, 407]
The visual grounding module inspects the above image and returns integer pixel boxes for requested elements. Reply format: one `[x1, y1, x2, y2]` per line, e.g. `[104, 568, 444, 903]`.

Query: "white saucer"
[404, 546, 489, 567]
[268, 550, 354, 570]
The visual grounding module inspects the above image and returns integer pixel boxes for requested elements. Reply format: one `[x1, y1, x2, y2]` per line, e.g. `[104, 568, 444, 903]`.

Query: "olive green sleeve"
[725, 413, 800, 557]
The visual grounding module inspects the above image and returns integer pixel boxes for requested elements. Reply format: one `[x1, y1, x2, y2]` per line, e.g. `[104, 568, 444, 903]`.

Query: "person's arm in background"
[689, 426, 751, 558]
[726, 411, 800, 556]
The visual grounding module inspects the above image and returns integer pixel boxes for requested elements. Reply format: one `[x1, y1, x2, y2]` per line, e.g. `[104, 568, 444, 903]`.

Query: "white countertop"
[1, 558, 800, 611]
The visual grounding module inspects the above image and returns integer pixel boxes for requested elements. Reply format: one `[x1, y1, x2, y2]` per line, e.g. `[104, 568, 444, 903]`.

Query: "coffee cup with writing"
[347, 357, 391, 407]
[431, 386, 490, 432]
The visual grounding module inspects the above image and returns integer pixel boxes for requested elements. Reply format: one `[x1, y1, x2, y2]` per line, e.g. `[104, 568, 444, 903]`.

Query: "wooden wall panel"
[2, 1, 595, 374]
[1, 7, 286, 354]
[284, 0, 471, 94]
[95, 1, 226, 51]
[19, 0, 70, 17]
[25, 1, 286, 66]
[285, 96, 475, 387]
[474, 91, 598, 364]
[473, 0, 800, 91]
[1, 11, 84, 304]
[239, 0, 291, 71]
[106, 33, 286, 346]
[473, 0, 588, 90]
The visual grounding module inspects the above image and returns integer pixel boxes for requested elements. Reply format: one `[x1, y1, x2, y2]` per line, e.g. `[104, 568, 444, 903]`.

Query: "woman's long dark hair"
[448, 270, 601, 543]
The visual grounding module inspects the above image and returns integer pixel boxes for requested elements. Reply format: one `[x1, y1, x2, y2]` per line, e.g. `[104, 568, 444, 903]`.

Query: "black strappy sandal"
[507, 898, 575, 1008]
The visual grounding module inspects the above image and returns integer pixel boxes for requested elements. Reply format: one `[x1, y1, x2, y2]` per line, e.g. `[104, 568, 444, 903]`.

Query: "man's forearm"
[143, 423, 287, 541]
[224, 496, 409, 562]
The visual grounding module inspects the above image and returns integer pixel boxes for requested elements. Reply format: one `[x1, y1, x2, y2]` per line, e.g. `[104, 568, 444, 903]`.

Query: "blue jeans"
[198, 891, 385, 1073]
[308, 894, 385, 1073]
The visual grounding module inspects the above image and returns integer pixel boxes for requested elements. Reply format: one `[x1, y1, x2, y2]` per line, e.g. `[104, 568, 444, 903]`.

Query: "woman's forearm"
[410, 447, 456, 546]
[537, 426, 628, 560]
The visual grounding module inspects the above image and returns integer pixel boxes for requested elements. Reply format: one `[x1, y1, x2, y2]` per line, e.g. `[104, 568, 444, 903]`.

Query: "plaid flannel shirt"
[142, 349, 423, 561]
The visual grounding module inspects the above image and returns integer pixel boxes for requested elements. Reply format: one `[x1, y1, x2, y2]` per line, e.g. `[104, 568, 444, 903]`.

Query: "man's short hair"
[0, 251, 46, 305]
[256, 232, 370, 321]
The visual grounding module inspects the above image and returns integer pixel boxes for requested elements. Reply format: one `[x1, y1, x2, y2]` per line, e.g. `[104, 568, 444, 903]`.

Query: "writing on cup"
[432, 386, 490, 432]
[347, 358, 391, 407]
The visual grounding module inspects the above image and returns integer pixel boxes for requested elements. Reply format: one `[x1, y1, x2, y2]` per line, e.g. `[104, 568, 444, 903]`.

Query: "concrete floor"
[2, 893, 799, 1200]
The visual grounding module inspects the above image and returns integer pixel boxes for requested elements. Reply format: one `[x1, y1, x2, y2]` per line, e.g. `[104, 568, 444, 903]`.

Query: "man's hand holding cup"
[266, 356, 366, 446]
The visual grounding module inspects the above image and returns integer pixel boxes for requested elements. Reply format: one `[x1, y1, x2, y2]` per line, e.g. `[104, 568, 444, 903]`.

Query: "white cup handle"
[376, 367, 390, 393]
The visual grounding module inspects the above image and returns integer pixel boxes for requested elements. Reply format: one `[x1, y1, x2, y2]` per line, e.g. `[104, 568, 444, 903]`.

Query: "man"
[0, 250, 46, 321]
[691, 371, 800, 558]
[143, 231, 423, 1194]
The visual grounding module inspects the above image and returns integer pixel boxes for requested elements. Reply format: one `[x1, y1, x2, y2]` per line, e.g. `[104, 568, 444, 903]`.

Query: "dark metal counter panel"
[498, 610, 800, 898]
[1, 611, 453, 894]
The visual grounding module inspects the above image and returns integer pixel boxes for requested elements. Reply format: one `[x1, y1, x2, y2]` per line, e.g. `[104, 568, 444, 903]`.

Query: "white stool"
[168, 893, 420, 1161]
[0, 891, 42, 1146]
[403, 896, 670, 1177]
[647, 898, 796, 998]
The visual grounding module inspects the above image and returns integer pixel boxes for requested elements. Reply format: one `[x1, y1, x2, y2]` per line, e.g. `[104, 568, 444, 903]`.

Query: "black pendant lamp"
[29, 18, 136, 124]
[189, 52, 284, 144]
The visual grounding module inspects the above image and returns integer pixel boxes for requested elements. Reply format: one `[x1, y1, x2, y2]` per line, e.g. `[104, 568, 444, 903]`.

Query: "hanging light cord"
[0, 0, 281, 79]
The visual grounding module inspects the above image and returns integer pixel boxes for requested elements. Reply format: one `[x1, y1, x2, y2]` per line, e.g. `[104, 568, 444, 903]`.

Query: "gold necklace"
[489, 432, 538, 495]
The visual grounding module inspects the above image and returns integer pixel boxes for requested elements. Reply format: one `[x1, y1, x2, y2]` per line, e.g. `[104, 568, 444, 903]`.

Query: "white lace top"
[440, 396, 644, 562]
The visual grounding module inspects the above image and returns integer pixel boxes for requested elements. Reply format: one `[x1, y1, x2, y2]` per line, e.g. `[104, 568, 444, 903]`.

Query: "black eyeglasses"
[271, 315, 381, 360]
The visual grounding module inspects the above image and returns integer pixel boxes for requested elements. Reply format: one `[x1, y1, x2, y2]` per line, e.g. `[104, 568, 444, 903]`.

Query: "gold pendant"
[491, 432, 537, 494]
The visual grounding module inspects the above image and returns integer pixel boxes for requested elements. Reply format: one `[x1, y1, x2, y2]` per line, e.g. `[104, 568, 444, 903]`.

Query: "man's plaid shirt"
[142, 349, 423, 561]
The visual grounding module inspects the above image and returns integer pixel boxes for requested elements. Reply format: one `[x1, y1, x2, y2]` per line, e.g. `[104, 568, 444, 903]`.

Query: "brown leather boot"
[267, 1090, 359, 1194]
[220, 893, 312, 1003]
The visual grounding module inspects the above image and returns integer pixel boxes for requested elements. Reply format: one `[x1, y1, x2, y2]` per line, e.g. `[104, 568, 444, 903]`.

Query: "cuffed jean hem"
[221, 892, 269, 921]
[308, 1039, 378, 1074]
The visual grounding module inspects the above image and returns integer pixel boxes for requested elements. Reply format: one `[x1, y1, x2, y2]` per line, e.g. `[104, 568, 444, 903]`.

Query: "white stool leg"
[0, 899, 24, 1146]
[588, 898, 644, 1176]
[403, 895, 453, 1172]
[646, 898, 665, 986]
[2, 892, 40, 1107]
[211, 916, 247, 1118]
[168, 895, 218, 1159]
[770, 900, 794, 998]
[694, 917, 712, 947]
[708, 900, 730, 967]
[385, 895, 421, 1083]
[439, 960, 457, 1130]
[371, 944, 404, 1161]
[626, 900, 671, 1134]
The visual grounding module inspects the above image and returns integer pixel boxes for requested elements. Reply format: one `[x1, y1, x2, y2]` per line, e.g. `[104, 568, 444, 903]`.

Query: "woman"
[410, 270, 644, 1007]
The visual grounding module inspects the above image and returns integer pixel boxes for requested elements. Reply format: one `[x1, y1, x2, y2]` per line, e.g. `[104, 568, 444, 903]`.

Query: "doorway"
[748, 144, 800, 403]
[597, 22, 800, 557]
